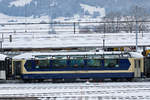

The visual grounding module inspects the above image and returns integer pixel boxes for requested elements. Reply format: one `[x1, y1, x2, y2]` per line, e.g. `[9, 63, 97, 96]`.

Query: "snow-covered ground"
[0, 32, 150, 49]
[0, 54, 6, 60]
[0, 13, 150, 50]
[0, 82, 150, 100]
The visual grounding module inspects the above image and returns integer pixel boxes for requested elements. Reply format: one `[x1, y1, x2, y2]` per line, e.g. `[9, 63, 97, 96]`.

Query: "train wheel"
[38, 79, 44, 82]
[92, 78, 103, 82]
[23, 79, 31, 83]
[126, 78, 133, 82]
[64, 79, 75, 83]
[52, 79, 62, 83]
[111, 78, 118, 82]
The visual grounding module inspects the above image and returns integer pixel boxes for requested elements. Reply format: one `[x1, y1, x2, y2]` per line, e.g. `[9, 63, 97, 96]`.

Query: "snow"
[0, 54, 6, 60]
[13, 51, 143, 60]
[9, 0, 33, 7]
[145, 47, 150, 50]
[129, 52, 143, 58]
[1, 32, 150, 49]
[13, 52, 33, 60]
[0, 13, 150, 50]
[0, 82, 150, 99]
[80, 4, 105, 17]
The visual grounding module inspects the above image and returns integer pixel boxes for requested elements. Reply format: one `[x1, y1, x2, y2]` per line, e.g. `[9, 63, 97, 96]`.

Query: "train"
[0, 51, 150, 82]
[0, 54, 6, 80]
[0, 54, 11, 80]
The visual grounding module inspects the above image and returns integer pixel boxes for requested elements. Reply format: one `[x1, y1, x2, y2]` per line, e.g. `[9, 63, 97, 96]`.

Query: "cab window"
[24, 60, 33, 70]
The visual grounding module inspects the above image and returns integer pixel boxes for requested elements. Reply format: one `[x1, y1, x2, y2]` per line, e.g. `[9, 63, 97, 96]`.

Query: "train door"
[13, 61, 22, 79]
[144, 57, 150, 77]
[0, 60, 6, 80]
[134, 59, 141, 77]
[5, 57, 12, 79]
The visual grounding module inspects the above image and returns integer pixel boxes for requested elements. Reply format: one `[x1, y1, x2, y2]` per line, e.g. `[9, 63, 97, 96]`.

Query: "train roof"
[13, 51, 143, 60]
[0, 54, 7, 60]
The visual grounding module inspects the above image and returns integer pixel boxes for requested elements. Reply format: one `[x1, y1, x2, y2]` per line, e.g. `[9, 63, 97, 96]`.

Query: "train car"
[12, 51, 144, 82]
[0, 54, 7, 80]
[144, 57, 150, 77]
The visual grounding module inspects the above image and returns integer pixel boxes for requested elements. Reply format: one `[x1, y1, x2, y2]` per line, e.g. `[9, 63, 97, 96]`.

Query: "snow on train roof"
[129, 52, 143, 58]
[13, 51, 143, 60]
[0, 54, 7, 60]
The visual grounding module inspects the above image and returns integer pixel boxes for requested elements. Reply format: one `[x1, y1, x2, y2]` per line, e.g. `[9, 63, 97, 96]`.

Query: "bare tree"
[124, 16, 135, 33]
[104, 12, 122, 33]
[124, 6, 150, 33]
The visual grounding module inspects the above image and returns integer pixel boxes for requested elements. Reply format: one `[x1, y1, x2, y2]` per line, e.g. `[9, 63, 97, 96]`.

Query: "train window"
[86, 55, 93, 59]
[35, 55, 48, 58]
[104, 59, 119, 68]
[35, 60, 50, 69]
[69, 55, 84, 59]
[35, 60, 39, 69]
[86, 59, 102, 67]
[52, 59, 67, 68]
[0, 61, 4, 70]
[69, 59, 84, 67]
[68, 56, 85, 68]
[24, 60, 33, 70]
[54, 56, 67, 59]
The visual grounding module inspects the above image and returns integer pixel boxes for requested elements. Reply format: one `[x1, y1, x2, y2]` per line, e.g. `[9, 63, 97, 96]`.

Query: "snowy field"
[1, 32, 150, 49]
[0, 82, 150, 100]
[0, 15, 150, 49]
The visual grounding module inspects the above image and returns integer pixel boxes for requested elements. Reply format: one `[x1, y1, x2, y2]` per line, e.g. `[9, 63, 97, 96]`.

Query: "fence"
[0, 21, 150, 34]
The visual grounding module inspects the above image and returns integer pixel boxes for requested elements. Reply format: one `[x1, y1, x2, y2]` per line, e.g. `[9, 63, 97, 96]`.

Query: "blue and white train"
[10, 51, 144, 82]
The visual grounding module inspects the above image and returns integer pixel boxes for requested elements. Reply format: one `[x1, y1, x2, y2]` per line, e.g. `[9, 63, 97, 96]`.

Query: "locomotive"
[0, 51, 150, 82]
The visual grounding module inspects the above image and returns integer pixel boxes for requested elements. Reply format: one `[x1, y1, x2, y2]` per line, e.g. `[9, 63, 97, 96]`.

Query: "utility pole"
[25, 2, 27, 33]
[103, 18, 106, 52]
[0, 34, 3, 53]
[49, 0, 56, 34]
[74, 22, 76, 34]
[102, 18, 106, 58]
[135, 6, 138, 52]
[0, 41, 2, 52]
[103, 22, 105, 51]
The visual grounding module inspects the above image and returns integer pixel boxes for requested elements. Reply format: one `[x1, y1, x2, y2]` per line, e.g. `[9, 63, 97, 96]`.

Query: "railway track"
[1, 96, 150, 100]
[0, 82, 150, 100]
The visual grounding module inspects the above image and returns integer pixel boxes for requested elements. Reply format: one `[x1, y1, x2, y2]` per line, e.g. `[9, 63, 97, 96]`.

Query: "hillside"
[0, 0, 149, 19]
